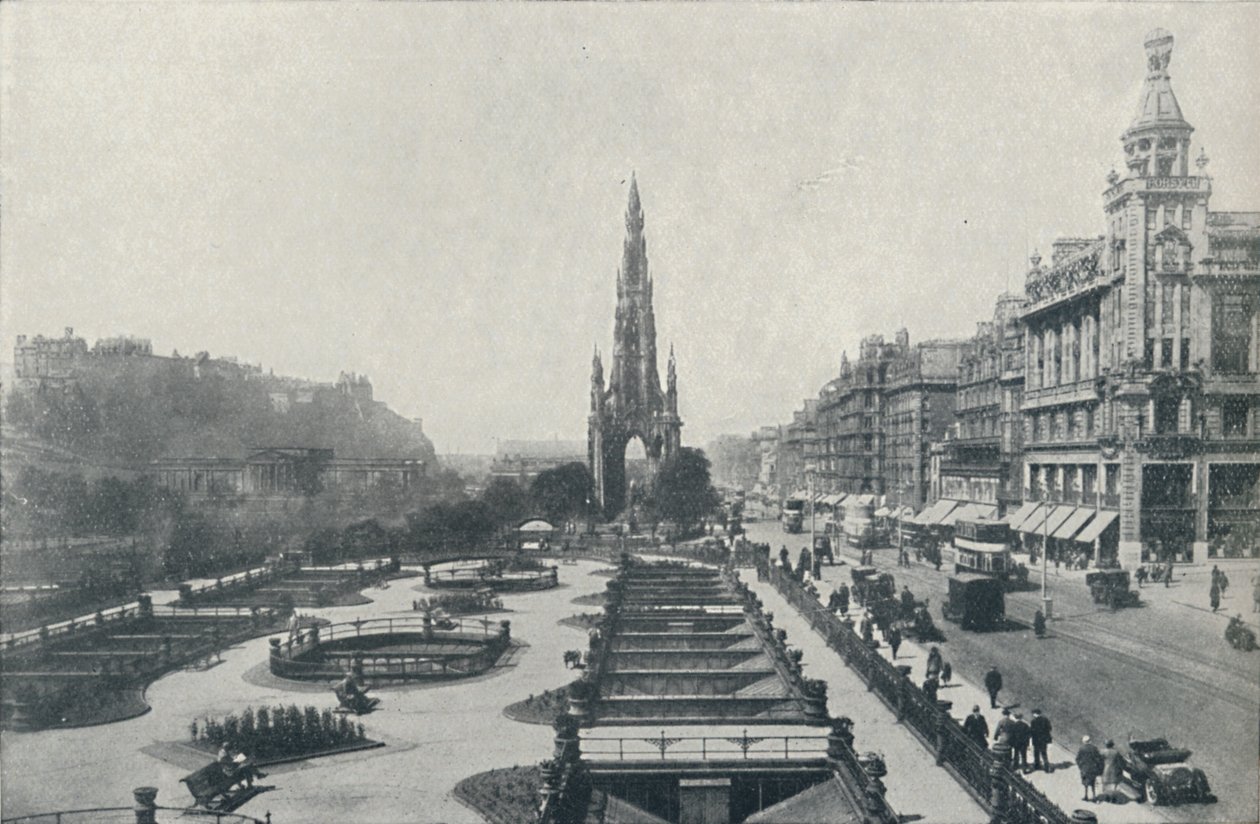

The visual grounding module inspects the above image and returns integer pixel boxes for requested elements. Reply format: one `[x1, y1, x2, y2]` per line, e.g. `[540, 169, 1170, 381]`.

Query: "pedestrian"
[1253, 574, 1260, 613]
[922, 675, 939, 704]
[940, 661, 952, 685]
[926, 646, 943, 681]
[900, 586, 915, 618]
[1211, 565, 1221, 589]
[994, 708, 1014, 761]
[288, 611, 300, 642]
[1135, 565, 1147, 587]
[1164, 562, 1174, 588]
[963, 705, 989, 747]
[1210, 579, 1221, 613]
[984, 665, 1003, 708]
[1076, 736, 1103, 802]
[837, 583, 850, 615]
[1100, 739, 1122, 794]
[1010, 711, 1031, 771]
[887, 626, 902, 660]
[861, 619, 874, 646]
[1030, 709, 1053, 772]
[812, 554, 822, 581]
[1219, 569, 1230, 596]
[1033, 609, 1046, 638]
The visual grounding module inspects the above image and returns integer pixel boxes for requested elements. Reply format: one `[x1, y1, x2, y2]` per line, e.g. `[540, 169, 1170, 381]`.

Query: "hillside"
[4, 352, 434, 466]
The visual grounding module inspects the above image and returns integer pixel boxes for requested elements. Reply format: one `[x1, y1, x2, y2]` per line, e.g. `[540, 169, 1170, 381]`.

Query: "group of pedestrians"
[961, 707, 1055, 773]
[1074, 736, 1124, 803]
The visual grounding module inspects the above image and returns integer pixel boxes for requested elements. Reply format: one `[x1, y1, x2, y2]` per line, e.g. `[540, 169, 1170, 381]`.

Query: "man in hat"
[1009, 711, 1032, 771]
[1076, 736, 1103, 801]
[1030, 709, 1053, 772]
[994, 708, 1014, 763]
[983, 665, 1003, 708]
[962, 705, 989, 748]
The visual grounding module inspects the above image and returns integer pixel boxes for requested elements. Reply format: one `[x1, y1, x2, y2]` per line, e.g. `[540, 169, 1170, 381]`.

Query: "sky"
[3, 4, 1259, 454]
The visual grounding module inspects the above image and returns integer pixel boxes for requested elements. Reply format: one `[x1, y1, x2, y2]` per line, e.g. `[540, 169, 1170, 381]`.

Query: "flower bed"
[569, 592, 606, 606]
[558, 613, 601, 631]
[190, 704, 377, 763]
[454, 766, 541, 824]
[503, 686, 568, 725]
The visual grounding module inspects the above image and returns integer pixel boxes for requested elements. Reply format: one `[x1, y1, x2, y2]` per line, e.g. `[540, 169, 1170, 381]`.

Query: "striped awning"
[916, 499, 960, 526]
[940, 503, 976, 527]
[1017, 504, 1053, 533]
[1042, 505, 1075, 535]
[1052, 508, 1095, 541]
[972, 503, 998, 520]
[1006, 502, 1040, 531]
[1075, 510, 1119, 543]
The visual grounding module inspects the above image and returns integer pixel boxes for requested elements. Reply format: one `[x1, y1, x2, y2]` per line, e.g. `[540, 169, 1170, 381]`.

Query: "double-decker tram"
[945, 517, 1012, 579]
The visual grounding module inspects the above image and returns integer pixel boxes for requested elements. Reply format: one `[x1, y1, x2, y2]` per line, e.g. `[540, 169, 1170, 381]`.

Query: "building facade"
[152, 447, 425, 500]
[1021, 29, 1259, 565]
[884, 339, 968, 509]
[936, 293, 1027, 515]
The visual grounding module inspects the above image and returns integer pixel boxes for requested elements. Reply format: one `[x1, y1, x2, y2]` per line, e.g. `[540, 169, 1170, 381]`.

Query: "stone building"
[151, 447, 425, 501]
[814, 333, 907, 497]
[489, 439, 587, 486]
[777, 400, 818, 498]
[935, 293, 1026, 515]
[883, 338, 969, 509]
[1019, 29, 1259, 566]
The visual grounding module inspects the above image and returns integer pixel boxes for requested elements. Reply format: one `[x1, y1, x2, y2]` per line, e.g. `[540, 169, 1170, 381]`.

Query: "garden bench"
[181, 761, 250, 809]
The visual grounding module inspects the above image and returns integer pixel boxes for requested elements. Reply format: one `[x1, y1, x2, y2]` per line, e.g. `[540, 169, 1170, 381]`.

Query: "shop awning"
[1074, 510, 1119, 544]
[916, 499, 960, 526]
[1005, 502, 1039, 530]
[853, 494, 876, 506]
[873, 507, 892, 518]
[972, 503, 998, 520]
[940, 502, 976, 527]
[1016, 504, 1051, 533]
[789, 490, 808, 500]
[893, 505, 917, 520]
[1052, 508, 1095, 541]
[1041, 505, 1075, 535]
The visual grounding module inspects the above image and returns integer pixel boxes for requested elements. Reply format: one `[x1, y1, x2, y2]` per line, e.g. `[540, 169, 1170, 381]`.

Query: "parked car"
[1123, 737, 1214, 806]
[1086, 570, 1140, 609]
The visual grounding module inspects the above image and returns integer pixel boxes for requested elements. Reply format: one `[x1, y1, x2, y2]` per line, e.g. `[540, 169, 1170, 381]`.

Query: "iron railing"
[759, 557, 1072, 824]
[581, 731, 829, 761]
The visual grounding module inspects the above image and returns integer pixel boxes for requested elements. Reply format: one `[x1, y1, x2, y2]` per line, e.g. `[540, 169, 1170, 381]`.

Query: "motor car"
[1123, 737, 1214, 806]
[1085, 570, 1140, 609]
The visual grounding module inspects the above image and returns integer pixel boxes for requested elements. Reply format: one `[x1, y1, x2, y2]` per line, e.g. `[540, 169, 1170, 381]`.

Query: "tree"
[649, 448, 721, 535]
[481, 477, 531, 528]
[530, 463, 594, 523]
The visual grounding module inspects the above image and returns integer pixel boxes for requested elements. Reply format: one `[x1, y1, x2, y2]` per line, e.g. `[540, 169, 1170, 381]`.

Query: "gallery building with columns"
[1017, 29, 1259, 567]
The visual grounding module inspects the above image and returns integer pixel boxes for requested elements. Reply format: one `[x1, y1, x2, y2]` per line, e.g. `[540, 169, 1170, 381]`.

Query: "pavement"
[782, 569, 1163, 824]
[737, 568, 988, 824]
[0, 560, 609, 822]
[743, 520, 1260, 824]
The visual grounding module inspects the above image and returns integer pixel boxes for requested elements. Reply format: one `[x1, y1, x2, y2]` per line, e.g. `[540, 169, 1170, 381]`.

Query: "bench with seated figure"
[181, 761, 253, 810]
[334, 681, 379, 715]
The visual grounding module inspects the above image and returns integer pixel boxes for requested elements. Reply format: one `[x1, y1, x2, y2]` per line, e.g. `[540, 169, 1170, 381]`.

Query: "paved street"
[742, 519, 1260, 824]
[0, 561, 607, 822]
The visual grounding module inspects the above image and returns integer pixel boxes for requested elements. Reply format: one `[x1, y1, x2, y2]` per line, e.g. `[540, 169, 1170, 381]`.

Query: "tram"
[944, 517, 1013, 579]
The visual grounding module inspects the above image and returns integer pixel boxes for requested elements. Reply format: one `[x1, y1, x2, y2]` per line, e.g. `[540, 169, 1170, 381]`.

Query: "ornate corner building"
[588, 175, 683, 517]
[1020, 29, 1259, 566]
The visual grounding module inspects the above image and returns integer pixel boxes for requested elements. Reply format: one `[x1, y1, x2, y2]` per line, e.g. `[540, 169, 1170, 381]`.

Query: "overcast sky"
[3, 4, 1258, 454]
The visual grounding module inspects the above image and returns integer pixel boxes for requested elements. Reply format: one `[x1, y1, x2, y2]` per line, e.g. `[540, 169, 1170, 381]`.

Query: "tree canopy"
[649, 447, 721, 532]
[529, 462, 594, 523]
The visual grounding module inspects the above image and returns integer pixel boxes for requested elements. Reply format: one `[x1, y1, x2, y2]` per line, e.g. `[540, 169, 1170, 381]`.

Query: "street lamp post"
[1041, 484, 1053, 620]
[806, 466, 816, 553]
